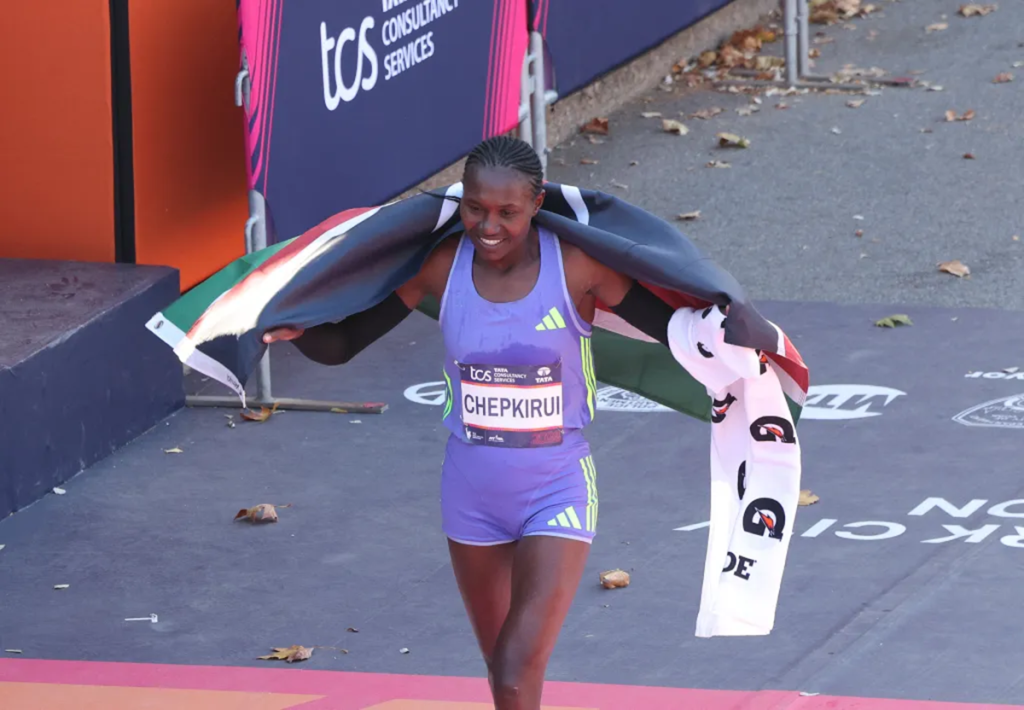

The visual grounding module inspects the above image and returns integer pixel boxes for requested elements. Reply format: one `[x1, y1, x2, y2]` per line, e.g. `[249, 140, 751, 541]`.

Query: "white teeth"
[480, 238, 502, 246]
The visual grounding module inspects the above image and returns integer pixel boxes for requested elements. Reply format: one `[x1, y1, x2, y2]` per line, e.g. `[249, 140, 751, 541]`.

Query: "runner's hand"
[263, 327, 305, 343]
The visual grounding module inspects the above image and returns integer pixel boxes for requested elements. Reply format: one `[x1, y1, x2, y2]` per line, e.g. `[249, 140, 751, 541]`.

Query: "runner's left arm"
[587, 261, 675, 347]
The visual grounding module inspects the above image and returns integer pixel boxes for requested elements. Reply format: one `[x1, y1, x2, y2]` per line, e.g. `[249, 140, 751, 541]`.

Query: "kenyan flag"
[146, 183, 808, 422]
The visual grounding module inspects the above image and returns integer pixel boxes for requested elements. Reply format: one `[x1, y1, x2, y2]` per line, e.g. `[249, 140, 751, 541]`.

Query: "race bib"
[458, 362, 563, 447]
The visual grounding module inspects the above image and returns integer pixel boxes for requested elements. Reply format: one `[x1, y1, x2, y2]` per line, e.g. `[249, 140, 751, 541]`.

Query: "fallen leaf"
[874, 314, 913, 328]
[1014, 235, 1021, 241]
[585, 135, 605, 145]
[661, 119, 690, 135]
[234, 503, 280, 523]
[776, 102, 790, 109]
[728, 27, 764, 53]
[993, 72, 1014, 83]
[52, 487, 66, 495]
[580, 158, 599, 165]
[925, 22, 948, 32]
[736, 105, 759, 116]
[799, 490, 820, 506]
[400, 647, 410, 654]
[5, 650, 23, 654]
[927, 84, 945, 91]
[259, 645, 312, 663]
[53, 584, 70, 590]
[938, 259, 971, 277]
[706, 160, 732, 168]
[813, 35, 836, 45]
[698, 50, 718, 68]
[346, 627, 359, 633]
[1014, 61, 1024, 68]
[163, 447, 183, 454]
[855, 229, 864, 237]
[600, 569, 631, 589]
[958, 3, 997, 17]
[689, 107, 724, 120]
[944, 109, 975, 122]
[676, 210, 702, 221]
[610, 180, 629, 190]
[629, 160, 639, 166]
[640, 111, 663, 118]
[580, 117, 609, 135]
[846, 99, 866, 108]
[964, 152, 975, 159]
[808, 48, 822, 60]
[241, 403, 278, 422]
[717, 132, 750, 148]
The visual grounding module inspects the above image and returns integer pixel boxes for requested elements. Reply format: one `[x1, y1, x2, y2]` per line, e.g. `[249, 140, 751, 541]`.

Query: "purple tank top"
[439, 227, 596, 447]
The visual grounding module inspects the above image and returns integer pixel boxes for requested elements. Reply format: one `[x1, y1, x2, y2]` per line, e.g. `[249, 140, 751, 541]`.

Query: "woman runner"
[263, 136, 675, 709]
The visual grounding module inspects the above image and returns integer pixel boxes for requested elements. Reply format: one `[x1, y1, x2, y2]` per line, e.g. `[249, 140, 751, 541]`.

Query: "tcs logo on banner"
[320, 19, 379, 109]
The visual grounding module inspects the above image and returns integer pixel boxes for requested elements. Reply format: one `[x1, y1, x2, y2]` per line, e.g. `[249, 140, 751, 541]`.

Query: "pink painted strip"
[262, 0, 284, 196]
[482, 0, 502, 137]
[495, 0, 516, 135]
[251, 0, 278, 188]
[496, 0, 529, 134]
[0, 660, 1018, 710]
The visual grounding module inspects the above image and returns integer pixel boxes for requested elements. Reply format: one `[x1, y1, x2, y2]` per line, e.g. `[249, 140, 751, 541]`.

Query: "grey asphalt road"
[547, 0, 1024, 310]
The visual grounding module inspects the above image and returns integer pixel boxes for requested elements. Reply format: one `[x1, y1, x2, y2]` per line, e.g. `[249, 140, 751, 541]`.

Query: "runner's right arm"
[264, 238, 458, 365]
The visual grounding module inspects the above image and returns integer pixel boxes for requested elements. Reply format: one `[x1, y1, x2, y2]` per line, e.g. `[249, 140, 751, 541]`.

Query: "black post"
[109, 0, 135, 264]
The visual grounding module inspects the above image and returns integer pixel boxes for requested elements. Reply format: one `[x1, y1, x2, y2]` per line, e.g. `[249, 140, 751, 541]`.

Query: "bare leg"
[447, 539, 517, 689]
[490, 535, 591, 710]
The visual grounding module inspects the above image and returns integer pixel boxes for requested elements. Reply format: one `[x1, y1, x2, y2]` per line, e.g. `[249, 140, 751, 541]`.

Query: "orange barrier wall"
[129, 0, 250, 290]
[0, 2, 116, 262]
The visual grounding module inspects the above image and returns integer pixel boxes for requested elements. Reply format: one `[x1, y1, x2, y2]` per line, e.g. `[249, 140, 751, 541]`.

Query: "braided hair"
[464, 135, 544, 197]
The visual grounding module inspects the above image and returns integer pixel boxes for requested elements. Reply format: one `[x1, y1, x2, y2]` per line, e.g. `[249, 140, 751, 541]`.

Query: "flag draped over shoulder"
[146, 182, 808, 421]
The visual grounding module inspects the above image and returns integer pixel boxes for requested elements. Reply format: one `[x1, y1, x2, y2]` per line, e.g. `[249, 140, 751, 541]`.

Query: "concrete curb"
[396, 0, 779, 198]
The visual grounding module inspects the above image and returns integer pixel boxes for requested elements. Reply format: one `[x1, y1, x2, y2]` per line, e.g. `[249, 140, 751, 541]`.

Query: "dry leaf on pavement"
[736, 105, 759, 116]
[958, 3, 997, 17]
[993, 72, 1014, 83]
[259, 645, 312, 663]
[706, 160, 732, 168]
[241, 403, 279, 422]
[964, 152, 976, 159]
[875, 314, 913, 328]
[676, 211, 702, 221]
[799, 490, 820, 506]
[938, 260, 971, 277]
[610, 180, 629, 190]
[662, 119, 690, 135]
[580, 117, 610, 135]
[689, 107, 724, 120]
[234, 503, 280, 523]
[600, 569, 631, 589]
[846, 99, 866, 108]
[925, 22, 948, 32]
[944, 109, 975, 121]
[641, 111, 662, 118]
[717, 132, 750, 148]
[580, 158, 599, 165]
[163, 447, 183, 454]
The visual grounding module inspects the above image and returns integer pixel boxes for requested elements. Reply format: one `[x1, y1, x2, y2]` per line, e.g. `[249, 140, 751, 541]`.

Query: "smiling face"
[460, 165, 544, 264]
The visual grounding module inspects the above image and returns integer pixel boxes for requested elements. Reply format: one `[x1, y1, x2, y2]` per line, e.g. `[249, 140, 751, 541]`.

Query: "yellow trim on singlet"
[442, 368, 453, 420]
[580, 336, 596, 420]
